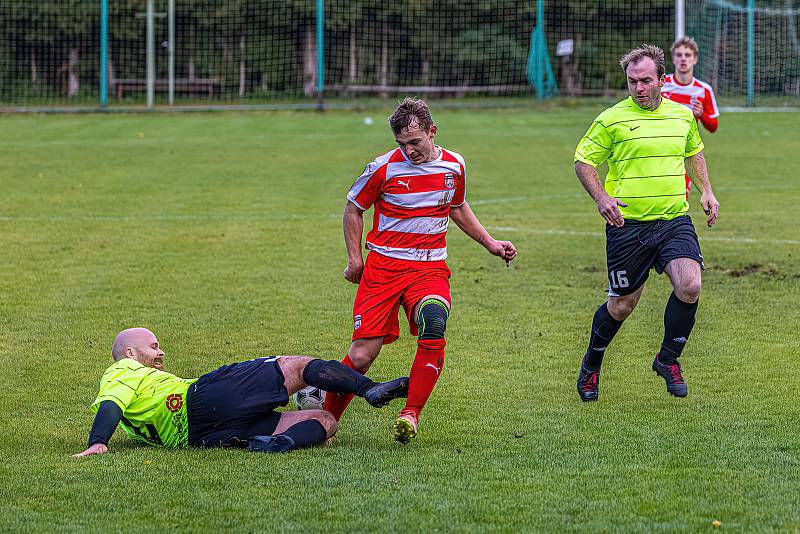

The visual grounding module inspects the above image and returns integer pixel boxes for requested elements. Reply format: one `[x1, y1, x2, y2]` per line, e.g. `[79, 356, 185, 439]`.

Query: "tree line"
[1, 0, 794, 103]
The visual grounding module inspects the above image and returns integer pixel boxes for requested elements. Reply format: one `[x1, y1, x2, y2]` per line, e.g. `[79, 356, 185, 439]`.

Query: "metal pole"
[675, 0, 685, 40]
[100, 0, 108, 107]
[146, 0, 155, 108]
[168, 0, 175, 106]
[746, 0, 754, 106]
[316, 0, 324, 110]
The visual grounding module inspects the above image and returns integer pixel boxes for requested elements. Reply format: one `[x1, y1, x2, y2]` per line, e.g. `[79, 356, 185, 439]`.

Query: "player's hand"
[343, 259, 364, 284]
[72, 443, 108, 458]
[596, 195, 627, 227]
[700, 190, 719, 226]
[486, 239, 517, 264]
[691, 97, 704, 118]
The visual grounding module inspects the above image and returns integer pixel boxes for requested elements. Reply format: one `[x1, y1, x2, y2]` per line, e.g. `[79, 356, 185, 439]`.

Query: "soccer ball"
[293, 386, 326, 410]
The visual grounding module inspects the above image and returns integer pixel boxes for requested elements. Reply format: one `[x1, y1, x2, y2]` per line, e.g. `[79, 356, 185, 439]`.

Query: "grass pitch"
[0, 107, 798, 532]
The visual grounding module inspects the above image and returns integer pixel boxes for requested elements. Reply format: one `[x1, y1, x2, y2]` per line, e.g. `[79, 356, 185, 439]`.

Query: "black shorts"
[605, 215, 704, 297]
[186, 357, 289, 448]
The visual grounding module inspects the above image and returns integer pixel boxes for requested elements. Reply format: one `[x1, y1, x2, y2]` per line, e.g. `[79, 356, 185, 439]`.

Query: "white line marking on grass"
[470, 196, 529, 206]
[720, 107, 800, 113]
[471, 193, 586, 206]
[0, 213, 341, 223]
[700, 235, 800, 245]
[2, 213, 797, 247]
[486, 226, 800, 246]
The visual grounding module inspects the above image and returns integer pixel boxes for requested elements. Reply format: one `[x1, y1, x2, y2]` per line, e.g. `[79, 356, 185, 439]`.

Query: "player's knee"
[677, 280, 702, 303]
[608, 297, 637, 320]
[348, 338, 382, 371]
[417, 299, 449, 340]
[316, 411, 338, 438]
[348, 352, 370, 371]
[278, 356, 314, 389]
[348, 349, 376, 371]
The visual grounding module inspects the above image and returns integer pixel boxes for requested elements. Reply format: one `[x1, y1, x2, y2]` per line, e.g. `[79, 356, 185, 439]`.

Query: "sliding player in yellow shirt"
[73, 328, 408, 456]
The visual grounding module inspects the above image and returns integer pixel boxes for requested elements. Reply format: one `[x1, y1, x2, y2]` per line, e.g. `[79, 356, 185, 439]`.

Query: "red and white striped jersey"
[347, 146, 466, 262]
[661, 74, 720, 118]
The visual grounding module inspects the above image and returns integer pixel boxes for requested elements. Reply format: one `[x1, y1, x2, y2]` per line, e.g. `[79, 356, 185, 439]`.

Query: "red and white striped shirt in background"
[347, 146, 466, 262]
[662, 74, 720, 132]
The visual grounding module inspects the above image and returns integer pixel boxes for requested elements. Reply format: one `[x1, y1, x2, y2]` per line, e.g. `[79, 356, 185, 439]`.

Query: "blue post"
[100, 0, 108, 107]
[746, 0, 754, 106]
[535, 0, 544, 99]
[316, 0, 324, 109]
[527, 0, 557, 100]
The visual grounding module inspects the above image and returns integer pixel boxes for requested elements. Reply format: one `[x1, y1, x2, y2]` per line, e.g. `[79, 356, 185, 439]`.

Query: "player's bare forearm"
[575, 161, 627, 227]
[685, 151, 720, 226]
[450, 202, 491, 246]
[450, 203, 517, 262]
[575, 161, 607, 203]
[343, 201, 366, 283]
[343, 201, 365, 263]
[685, 152, 712, 193]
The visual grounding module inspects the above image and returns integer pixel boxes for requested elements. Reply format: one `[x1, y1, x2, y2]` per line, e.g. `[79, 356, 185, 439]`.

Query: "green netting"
[687, 0, 800, 107]
[0, 1, 797, 110]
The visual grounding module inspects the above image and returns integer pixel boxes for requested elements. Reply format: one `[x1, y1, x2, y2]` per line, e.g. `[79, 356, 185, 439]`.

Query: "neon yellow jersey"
[575, 96, 704, 221]
[91, 359, 196, 448]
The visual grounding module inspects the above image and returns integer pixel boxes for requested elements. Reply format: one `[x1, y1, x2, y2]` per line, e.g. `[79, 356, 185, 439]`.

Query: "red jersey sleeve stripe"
[348, 163, 388, 210]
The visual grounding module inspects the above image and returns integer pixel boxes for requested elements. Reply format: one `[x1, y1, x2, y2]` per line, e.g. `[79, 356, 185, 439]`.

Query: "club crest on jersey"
[444, 173, 455, 189]
[165, 393, 183, 413]
[354, 314, 362, 330]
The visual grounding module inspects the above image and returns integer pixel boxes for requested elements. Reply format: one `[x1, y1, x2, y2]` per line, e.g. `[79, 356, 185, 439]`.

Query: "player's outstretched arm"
[685, 151, 719, 227]
[343, 201, 366, 283]
[72, 400, 122, 458]
[575, 161, 627, 228]
[450, 202, 516, 263]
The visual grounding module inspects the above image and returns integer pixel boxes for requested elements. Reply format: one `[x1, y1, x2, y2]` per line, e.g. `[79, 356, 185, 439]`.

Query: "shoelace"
[667, 363, 684, 384]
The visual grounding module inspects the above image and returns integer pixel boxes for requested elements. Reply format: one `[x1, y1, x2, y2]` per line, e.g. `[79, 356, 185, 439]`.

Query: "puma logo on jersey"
[425, 363, 442, 376]
[397, 179, 412, 190]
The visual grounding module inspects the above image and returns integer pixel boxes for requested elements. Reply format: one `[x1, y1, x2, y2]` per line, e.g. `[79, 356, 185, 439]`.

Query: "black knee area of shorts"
[418, 300, 449, 340]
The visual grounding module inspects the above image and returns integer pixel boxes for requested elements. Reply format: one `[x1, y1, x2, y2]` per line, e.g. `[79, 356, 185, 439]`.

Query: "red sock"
[402, 339, 446, 419]
[322, 355, 362, 421]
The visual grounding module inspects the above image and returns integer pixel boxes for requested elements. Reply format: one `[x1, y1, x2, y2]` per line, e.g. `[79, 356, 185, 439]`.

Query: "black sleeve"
[87, 400, 123, 447]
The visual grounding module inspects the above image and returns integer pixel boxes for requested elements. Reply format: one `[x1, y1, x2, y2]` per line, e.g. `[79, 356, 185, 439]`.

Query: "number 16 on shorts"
[610, 270, 629, 289]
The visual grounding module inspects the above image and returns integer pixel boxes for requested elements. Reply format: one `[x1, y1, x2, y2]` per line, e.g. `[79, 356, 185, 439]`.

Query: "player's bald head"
[112, 328, 157, 361]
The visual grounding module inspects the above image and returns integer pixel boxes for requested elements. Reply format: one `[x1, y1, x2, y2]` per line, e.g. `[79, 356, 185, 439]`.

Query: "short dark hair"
[388, 97, 434, 135]
[620, 44, 665, 78]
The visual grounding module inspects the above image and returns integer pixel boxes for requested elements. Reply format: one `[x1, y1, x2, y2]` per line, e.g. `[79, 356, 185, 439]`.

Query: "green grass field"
[1, 107, 798, 532]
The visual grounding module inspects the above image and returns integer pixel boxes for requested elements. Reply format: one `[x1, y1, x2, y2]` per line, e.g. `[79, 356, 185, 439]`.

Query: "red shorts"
[352, 252, 452, 344]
